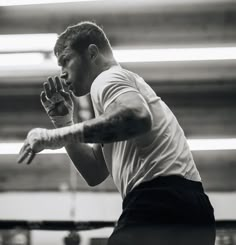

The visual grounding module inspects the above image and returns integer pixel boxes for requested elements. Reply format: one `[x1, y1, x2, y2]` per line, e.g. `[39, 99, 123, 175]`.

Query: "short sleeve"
[91, 67, 139, 113]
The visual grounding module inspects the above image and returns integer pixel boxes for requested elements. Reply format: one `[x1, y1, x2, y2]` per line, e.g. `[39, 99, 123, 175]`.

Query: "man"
[18, 21, 215, 244]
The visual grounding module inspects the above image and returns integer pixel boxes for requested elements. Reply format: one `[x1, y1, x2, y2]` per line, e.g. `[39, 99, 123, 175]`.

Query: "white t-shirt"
[90, 65, 201, 199]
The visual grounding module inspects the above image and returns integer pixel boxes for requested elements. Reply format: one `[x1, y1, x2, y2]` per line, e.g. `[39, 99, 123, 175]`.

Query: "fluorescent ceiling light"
[188, 138, 236, 151]
[0, 0, 99, 6]
[0, 143, 66, 155]
[1, 48, 236, 67]
[0, 139, 236, 155]
[0, 53, 45, 66]
[0, 143, 93, 154]
[0, 0, 228, 7]
[0, 33, 235, 62]
[113, 47, 236, 62]
[0, 33, 235, 63]
[0, 34, 57, 53]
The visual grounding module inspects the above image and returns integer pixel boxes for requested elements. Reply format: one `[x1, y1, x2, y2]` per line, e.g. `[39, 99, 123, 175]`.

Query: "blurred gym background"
[0, 0, 236, 244]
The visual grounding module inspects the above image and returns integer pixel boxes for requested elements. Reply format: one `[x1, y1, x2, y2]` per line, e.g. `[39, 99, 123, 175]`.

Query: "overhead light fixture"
[0, 53, 45, 67]
[188, 138, 236, 151]
[0, 33, 235, 62]
[0, 0, 100, 6]
[0, 143, 65, 155]
[0, 138, 235, 155]
[113, 47, 236, 62]
[1, 48, 236, 67]
[0, 34, 57, 53]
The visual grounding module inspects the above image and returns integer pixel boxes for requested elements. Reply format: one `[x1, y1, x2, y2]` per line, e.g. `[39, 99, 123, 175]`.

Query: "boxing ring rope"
[0, 220, 235, 231]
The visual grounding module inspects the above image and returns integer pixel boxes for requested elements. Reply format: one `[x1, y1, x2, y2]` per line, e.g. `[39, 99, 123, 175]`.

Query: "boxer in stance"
[18, 21, 215, 245]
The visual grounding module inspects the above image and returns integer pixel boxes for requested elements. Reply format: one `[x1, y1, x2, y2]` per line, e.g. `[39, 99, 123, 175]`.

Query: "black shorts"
[108, 175, 216, 245]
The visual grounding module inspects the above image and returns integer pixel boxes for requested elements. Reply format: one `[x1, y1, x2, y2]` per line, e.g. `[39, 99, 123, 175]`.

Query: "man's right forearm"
[65, 142, 109, 186]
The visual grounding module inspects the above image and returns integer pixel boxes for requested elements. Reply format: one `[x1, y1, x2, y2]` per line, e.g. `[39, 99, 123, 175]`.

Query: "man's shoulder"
[92, 66, 132, 87]
[98, 65, 129, 80]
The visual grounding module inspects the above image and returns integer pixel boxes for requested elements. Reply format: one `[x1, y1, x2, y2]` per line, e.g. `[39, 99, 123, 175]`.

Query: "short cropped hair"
[54, 21, 113, 57]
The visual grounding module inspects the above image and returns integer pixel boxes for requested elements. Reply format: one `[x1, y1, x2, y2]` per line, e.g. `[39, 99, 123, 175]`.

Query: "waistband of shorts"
[130, 175, 204, 194]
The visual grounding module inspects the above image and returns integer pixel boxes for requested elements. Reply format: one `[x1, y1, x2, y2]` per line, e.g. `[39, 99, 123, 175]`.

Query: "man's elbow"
[85, 171, 109, 187]
[86, 178, 105, 187]
[87, 180, 99, 187]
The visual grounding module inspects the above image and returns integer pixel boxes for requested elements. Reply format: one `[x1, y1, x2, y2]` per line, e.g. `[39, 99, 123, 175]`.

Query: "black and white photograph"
[0, 0, 236, 244]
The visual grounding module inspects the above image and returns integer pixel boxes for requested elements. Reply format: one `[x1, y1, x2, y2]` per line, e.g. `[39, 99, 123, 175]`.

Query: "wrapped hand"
[17, 123, 85, 164]
[17, 127, 67, 164]
[17, 128, 50, 164]
[41, 76, 74, 128]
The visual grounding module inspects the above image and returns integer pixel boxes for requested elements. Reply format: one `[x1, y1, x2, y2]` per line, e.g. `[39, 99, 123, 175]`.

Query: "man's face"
[57, 46, 91, 96]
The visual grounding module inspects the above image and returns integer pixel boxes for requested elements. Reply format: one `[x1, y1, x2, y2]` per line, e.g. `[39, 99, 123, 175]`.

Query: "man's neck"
[92, 58, 119, 81]
[101, 58, 119, 72]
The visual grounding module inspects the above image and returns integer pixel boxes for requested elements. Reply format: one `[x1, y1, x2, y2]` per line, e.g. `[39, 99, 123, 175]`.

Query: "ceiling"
[0, 0, 236, 192]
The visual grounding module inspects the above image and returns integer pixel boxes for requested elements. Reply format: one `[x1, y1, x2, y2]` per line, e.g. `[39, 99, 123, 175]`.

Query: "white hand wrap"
[27, 128, 61, 151]
[50, 115, 73, 128]
[28, 123, 85, 152]
[43, 92, 64, 111]
[46, 123, 85, 148]
[42, 92, 74, 128]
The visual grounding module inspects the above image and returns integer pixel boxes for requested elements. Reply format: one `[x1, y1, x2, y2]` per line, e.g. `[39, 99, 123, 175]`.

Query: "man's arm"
[49, 91, 152, 144]
[64, 93, 109, 186]
[18, 91, 152, 173]
[80, 91, 153, 143]
[60, 91, 152, 185]
[19, 77, 109, 186]
[65, 143, 109, 186]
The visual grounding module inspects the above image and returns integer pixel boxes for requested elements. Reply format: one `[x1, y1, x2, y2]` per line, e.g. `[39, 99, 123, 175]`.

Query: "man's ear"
[87, 44, 99, 61]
